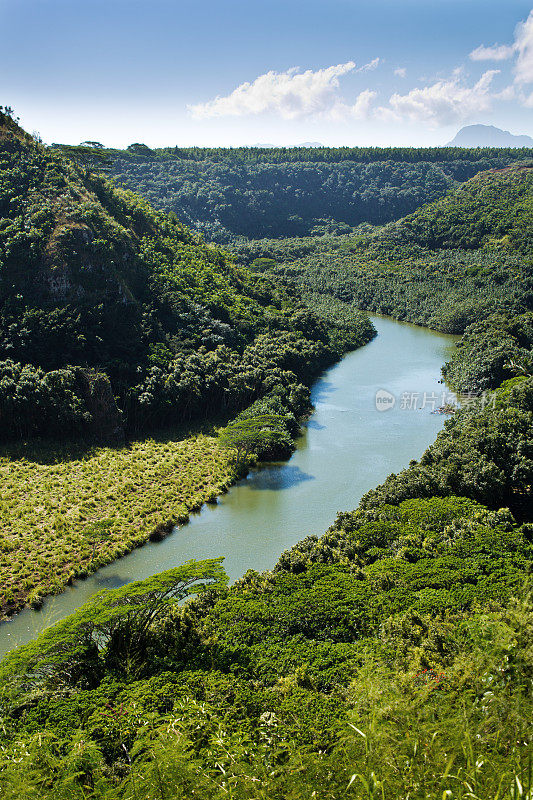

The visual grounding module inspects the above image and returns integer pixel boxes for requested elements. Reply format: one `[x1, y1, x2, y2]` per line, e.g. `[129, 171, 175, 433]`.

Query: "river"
[0, 317, 457, 658]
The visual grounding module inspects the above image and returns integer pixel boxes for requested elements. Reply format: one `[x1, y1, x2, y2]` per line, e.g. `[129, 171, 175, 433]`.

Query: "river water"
[0, 317, 457, 658]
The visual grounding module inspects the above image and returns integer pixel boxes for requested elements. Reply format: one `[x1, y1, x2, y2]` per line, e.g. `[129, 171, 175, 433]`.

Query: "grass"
[0, 431, 237, 618]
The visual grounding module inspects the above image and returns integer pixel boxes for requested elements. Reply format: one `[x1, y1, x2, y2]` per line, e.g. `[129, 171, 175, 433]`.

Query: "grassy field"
[0, 433, 237, 618]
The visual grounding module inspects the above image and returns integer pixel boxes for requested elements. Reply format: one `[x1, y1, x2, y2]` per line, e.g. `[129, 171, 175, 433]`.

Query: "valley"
[0, 106, 531, 799]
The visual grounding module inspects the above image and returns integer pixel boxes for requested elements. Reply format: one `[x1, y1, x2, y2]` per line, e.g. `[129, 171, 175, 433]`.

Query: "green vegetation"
[1, 115, 532, 798]
[0, 432, 236, 618]
[54, 140, 532, 241]
[442, 312, 533, 393]
[0, 295, 531, 798]
[217, 413, 293, 467]
[0, 111, 374, 618]
[234, 165, 533, 333]
[0, 110, 374, 443]
[0, 494, 530, 797]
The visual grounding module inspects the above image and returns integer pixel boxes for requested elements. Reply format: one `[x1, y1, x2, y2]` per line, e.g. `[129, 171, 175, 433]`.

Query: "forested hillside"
[0, 308, 531, 800]
[235, 164, 533, 333]
[0, 110, 373, 442]
[1, 114, 532, 799]
[54, 141, 532, 241]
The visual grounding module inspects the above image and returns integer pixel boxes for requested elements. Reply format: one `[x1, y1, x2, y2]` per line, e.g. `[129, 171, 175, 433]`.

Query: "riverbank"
[0, 433, 238, 619]
[1, 321, 529, 800]
[0, 296, 375, 622]
[0, 317, 456, 654]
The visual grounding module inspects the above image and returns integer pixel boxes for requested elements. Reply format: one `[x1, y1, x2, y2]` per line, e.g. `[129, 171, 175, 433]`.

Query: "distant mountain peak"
[447, 124, 533, 148]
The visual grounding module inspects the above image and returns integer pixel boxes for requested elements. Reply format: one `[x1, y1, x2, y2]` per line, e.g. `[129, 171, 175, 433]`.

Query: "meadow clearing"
[0, 433, 236, 618]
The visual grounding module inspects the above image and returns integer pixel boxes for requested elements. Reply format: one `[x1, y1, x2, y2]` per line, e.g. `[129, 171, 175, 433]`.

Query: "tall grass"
[0, 432, 236, 617]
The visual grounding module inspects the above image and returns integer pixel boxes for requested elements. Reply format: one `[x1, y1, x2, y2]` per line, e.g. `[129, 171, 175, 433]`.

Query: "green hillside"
[53, 141, 531, 241]
[0, 115, 531, 800]
[235, 164, 533, 333]
[0, 111, 373, 441]
[395, 163, 533, 252]
[0, 332, 531, 800]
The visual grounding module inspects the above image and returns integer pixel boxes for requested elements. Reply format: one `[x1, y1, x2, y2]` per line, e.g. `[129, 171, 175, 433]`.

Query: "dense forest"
[0, 112, 532, 799]
[234, 164, 533, 333]
[53, 141, 533, 241]
[0, 110, 373, 443]
[0, 312, 531, 799]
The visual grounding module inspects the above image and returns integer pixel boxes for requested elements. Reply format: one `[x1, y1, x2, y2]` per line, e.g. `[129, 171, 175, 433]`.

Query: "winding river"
[0, 317, 457, 658]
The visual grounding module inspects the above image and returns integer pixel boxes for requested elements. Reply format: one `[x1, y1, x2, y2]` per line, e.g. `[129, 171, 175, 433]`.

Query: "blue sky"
[2, 0, 533, 147]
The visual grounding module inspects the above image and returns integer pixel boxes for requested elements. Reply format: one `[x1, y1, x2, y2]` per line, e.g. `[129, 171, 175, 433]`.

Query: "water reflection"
[311, 379, 336, 403]
[246, 464, 315, 491]
[92, 575, 130, 590]
[306, 419, 325, 430]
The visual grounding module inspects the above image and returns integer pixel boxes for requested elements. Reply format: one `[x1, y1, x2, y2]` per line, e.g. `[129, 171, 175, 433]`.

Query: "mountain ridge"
[447, 124, 533, 148]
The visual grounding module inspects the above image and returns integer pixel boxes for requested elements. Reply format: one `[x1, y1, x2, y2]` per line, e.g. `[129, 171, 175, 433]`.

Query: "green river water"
[0, 316, 457, 658]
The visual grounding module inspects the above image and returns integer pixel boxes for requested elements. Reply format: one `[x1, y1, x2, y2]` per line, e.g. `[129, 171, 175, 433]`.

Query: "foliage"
[0, 494, 530, 798]
[235, 166, 533, 334]
[217, 413, 293, 466]
[0, 360, 91, 439]
[0, 110, 374, 442]
[0, 559, 227, 685]
[54, 140, 533, 241]
[442, 312, 533, 393]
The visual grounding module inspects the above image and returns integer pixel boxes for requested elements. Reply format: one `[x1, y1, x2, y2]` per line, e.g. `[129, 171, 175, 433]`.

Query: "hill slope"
[0, 111, 374, 440]
[53, 141, 533, 242]
[234, 163, 533, 333]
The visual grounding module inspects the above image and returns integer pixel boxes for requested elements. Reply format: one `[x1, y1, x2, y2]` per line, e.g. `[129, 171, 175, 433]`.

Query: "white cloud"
[469, 10, 533, 105]
[350, 88, 377, 117]
[357, 57, 380, 74]
[384, 70, 500, 126]
[188, 60, 379, 120]
[330, 89, 378, 120]
[470, 43, 516, 61]
[394, 67, 407, 78]
[514, 10, 533, 85]
[494, 85, 516, 101]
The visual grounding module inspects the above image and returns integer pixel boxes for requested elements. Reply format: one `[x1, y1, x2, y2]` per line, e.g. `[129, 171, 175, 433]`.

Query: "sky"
[2, 0, 533, 148]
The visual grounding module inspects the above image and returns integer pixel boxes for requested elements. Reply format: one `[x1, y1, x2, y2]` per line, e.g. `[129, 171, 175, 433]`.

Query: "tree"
[217, 414, 290, 466]
[126, 143, 154, 155]
[0, 559, 228, 688]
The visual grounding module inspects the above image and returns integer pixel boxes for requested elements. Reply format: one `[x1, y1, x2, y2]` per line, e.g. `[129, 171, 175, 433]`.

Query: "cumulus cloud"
[188, 60, 379, 120]
[383, 70, 500, 126]
[470, 43, 516, 61]
[468, 10, 533, 104]
[494, 85, 516, 101]
[350, 88, 377, 117]
[514, 10, 533, 85]
[330, 89, 378, 120]
[394, 67, 407, 78]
